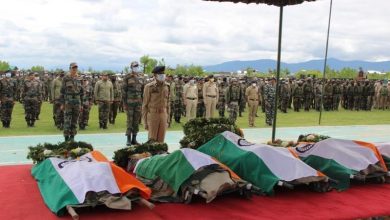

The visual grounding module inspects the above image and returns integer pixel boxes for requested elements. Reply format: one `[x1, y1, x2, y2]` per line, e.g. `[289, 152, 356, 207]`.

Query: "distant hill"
[203, 58, 390, 73]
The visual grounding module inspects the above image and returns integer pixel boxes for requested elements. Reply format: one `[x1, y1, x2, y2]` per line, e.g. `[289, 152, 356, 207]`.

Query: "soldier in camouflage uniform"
[332, 80, 342, 110]
[367, 81, 375, 110]
[292, 81, 304, 112]
[264, 78, 276, 126]
[21, 72, 42, 127]
[314, 81, 323, 112]
[174, 76, 184, 123]
[122, 61, 144, 146]
[378, 81, 388, 110]
[166, 75, 176, 127]
[94, 73, 113, 129]
[323, 80, 333, 111]
[109, 75, 122, 124]
[196, 78, 205, 118]
[0, 71, 17, 128]
[60, 62, 84, 142]
[259, 79, 265, 113]
[225, 78, 242, 122]
[78, 77, 93, 130]
[50, 71, 65, 129]
[303, 78, 313, 111]
[34, 73, 44, 120]
[280, 80, 290, 113]
[217, 78, 227, 117]
[353, 81, 363, 111]
[239, 80, 247, 117]
[361, 80, 370, 111]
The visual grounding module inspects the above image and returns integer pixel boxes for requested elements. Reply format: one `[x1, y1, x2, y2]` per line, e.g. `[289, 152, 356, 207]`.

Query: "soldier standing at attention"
[245, 81, 259, 127]
[292, 81, 304, 112]
[174, 76, 184, 123]
[303, 78, 313, 111]
[196, 77, 205, 118]
[203, 75, 219, 119]
[0, 71, 17, 128]
[217, 78, 227, 117]
[21, 72, 42, 127]
[225, 78, 242, 122]
[94, 73, 113, 129]
[109, 74, 121, 125]
[280, 80, 290, 113]
[142, 66, 170, 142]
[264, 78, 276, 126]
[122, 61, 144, 146]
[50, 71, 65, 129]
[79, 76, 93, 130]
[60, 62, 83, 141]
[166, 75, 176, 127]
[35, 73, 44, 120]
[183, 78, 198, 121]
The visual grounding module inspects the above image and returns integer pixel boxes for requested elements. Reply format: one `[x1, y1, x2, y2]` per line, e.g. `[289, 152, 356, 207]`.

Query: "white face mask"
[252, 83, 256, 87]
[35, 77, 40, 80]
[5, 73, 11, 78]
[209, 78, 214, 82]
[156, 74, 166, 82]
[132, 67, 139, 72]
[189, 80, 195, 85]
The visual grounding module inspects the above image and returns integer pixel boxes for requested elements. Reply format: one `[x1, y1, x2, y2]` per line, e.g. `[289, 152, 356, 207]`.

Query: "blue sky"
[0, 0, 389, 71]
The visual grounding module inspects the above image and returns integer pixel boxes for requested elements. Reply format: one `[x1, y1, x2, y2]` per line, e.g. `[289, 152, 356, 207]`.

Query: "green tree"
[31, 66, 45, 73]
[0, 60, 10, 72]
[140, 55, 158, 74]
[187, 65, 204, 76]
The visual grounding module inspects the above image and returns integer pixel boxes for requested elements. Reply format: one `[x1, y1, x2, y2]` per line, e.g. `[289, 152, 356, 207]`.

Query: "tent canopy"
[203, 0, 316, 7]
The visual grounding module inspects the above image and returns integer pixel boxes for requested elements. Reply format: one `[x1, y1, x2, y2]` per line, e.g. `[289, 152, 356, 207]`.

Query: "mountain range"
[203, 58, 390, 73]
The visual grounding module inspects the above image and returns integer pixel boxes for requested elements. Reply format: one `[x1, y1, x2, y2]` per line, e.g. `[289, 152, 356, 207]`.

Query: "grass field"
[0, 102, 389, 136]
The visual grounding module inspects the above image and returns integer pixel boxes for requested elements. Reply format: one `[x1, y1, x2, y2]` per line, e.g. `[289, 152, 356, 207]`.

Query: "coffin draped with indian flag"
[134, 148, 255, 203]
[290, 139, 388, 190]
[197, 131, 328, 195]
[32, 151, 151, 216]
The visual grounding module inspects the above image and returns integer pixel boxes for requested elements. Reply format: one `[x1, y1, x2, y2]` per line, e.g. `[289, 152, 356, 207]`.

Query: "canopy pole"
[319, 0, 333, 125]
[272, 5, 283, 142]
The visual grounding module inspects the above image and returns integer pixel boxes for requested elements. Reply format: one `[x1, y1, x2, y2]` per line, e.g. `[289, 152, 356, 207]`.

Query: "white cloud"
[0, 0, 389, 70]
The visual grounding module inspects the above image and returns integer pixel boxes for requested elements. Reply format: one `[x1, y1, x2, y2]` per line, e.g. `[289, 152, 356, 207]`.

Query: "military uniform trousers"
[126, 105, 141, 136]
[0, 100, 14, 122]
[64, 104, 81, 136]
[147, 109, 168, 142]
[196, 100, 205, 118]
[185, 98, 197, 121]
[79, 104, 91, 127]
[248, 99, 258, 126]
[109, 101, 120, 123]
[265, 101, 275, 125]
[98, 101, 111, 124]
[293, 97, 303, 112]
[24, 98, 39, 122]
[53, 100, 64, 128]
[379, 96, 388, 109]
[228, 101, 239, 122]
[204, 96, 217, 119]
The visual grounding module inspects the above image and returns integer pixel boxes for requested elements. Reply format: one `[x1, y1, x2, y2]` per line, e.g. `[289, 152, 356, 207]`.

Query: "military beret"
[152, 66, 165, 74]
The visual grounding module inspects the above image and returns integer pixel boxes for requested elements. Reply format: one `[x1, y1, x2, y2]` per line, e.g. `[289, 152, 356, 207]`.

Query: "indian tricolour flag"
[291, 139, 388, 190]
[135, 148, 240, 194]
[198, 131, 326, 195]
[374, 142, 390, 170]
[32, 151, 151, 216]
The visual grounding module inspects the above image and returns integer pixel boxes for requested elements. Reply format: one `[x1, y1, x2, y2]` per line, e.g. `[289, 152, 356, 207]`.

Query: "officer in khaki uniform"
[142, 66, 170, 142]
[203, 75, 219, 119]
[94, 73, 113, 129]
[245, 81, 259, 127]
[183, 78, 198, 121]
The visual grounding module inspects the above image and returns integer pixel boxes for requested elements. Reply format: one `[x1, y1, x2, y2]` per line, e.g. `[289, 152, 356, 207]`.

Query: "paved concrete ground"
[0, 125, 389, 165]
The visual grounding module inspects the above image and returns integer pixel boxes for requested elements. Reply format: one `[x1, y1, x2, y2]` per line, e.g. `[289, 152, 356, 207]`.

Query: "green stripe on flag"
[198, 134, 280, 195]
[32, 159, 79, 216]
[300, 155, 357, 191]
[136, 151, 196, 193]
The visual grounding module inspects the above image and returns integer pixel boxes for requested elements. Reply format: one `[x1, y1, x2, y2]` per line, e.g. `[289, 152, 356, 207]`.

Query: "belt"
[186, 97, 197, 100]
[148, 108, 166, 113]
[249, 99, 258, 101]
[207, 95, 216, 98]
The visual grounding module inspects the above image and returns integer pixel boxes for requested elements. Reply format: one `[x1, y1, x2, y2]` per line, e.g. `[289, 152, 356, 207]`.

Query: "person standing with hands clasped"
[142, 66, 170, 142]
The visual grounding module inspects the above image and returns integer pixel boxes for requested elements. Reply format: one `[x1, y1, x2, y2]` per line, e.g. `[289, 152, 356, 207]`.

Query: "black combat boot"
[30, 120, 35, 127]
[5, 121, 10, 128]
[131, 133, 140, 145]
[103, 122, 108, 129]
[69, 135, 75, 142]
[64, 136, 69, 142]
[126, 135, 132, 146]
[79, 124, 85, 130]
[99, 122, 103, 129]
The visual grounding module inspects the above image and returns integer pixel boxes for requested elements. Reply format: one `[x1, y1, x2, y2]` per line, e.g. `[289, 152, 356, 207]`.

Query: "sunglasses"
[71, 66, 78, 69]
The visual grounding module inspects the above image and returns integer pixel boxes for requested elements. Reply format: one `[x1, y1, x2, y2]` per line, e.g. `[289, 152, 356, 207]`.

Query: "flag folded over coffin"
[291, 139, 388, 190]
[32, 151, 151, 215]
[197, 131, 326, 195]
[374, 142, 390, 169]
[135, 148, 240, 192]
